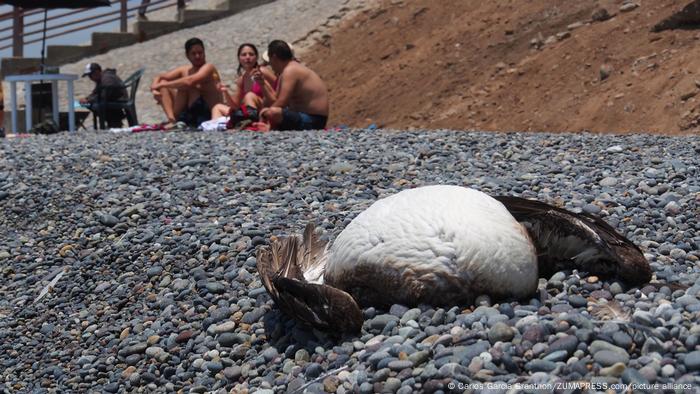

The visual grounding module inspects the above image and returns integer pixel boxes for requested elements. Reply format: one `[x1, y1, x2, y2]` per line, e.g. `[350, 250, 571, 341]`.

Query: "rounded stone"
[684, 351, 700, 371]
[488, 322, 515, 343]
[223, 366, 242, 381]
[594, 350, 629, 366]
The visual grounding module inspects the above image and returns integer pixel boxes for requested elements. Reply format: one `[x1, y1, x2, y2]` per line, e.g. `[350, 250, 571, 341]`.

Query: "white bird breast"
[324, 185, 539, 298]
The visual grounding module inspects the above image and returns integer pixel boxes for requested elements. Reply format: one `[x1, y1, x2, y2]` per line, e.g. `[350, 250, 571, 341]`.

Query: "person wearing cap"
[80, 62, 129, 128]
[257, 40, 328, 131]
[150, 37, 223, 128]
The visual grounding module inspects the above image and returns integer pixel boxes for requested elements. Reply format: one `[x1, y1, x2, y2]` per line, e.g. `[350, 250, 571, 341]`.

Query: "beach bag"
[30, 119, 60, 135]
[226, 105, 258, 129]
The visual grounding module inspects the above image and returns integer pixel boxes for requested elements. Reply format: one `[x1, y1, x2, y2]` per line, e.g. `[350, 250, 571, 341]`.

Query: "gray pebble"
[217, 333, 245, 347]
[525, 359, 557, 372]
[223, 366, 242, 380]
[388, 360, 413, 371]
[488, 322, 514, 343]
[99, 214, 119, 227]
[599, 177, 618, 187]
[594, 350, 629, 366]
[685, 350, 700, 371]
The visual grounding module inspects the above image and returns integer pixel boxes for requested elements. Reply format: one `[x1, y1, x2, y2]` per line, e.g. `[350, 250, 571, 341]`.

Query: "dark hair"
[185, 37, 204, 53]
[267, 40, 293, 61]
[236, 43, 258, 75]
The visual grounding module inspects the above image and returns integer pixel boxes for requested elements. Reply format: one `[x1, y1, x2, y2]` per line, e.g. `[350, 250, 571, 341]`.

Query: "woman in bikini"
[211, 43, 277, 124]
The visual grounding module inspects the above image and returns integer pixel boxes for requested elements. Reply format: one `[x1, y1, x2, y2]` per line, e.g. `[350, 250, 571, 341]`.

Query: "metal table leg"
[67, 80, 75, 132]
[51, 80, 59, 125]
[10, 81, 17, 133]
[24, 81, 32, 133]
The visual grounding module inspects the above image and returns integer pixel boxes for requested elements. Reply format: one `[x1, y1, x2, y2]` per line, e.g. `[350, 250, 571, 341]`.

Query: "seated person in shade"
[256, 40, 329, 131]
[210, 43, 277, 126]
[79, 62, 128, 128]
[150, 37, 223, 128]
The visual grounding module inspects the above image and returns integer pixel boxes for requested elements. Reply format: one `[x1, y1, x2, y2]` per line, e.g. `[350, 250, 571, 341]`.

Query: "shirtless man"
[150, 37, 223, 127]
[258, 40, 329, 131]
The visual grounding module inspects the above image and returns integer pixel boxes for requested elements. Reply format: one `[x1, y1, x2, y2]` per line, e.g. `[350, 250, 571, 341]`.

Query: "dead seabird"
[257, 185, 651, 334]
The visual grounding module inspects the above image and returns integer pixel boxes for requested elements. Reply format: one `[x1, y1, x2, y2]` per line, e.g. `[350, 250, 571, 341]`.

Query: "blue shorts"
[279, 108, 327, 131]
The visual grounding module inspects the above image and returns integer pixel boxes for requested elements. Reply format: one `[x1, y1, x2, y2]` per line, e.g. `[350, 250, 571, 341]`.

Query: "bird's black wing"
[494, 195, 651, 285]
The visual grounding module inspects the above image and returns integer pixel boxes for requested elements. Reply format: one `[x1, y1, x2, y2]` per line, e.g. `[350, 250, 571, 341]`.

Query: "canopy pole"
[12, 7, 23, 57]
[40, 9, 47, 73]
[120, 0, 127, 32]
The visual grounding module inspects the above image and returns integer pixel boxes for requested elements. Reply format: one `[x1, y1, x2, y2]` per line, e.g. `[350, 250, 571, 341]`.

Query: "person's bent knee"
[265, 106, 283, 121]
[158, 87, 176, 97]
[242, 92, 262, 108]
[212, 104, 230, 118]
[261, 107, 282, 129]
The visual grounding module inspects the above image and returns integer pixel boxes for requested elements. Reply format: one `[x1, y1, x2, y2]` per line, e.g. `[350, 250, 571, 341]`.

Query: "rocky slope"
[302, 0, 700, 134]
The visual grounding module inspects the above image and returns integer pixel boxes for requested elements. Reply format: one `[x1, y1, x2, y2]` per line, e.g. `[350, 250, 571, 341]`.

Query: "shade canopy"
[3, 0, 112, 76]
[2, 0, 110, 8]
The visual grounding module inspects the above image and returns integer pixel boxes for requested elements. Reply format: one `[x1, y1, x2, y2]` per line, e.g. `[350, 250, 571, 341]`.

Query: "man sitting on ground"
[150, 37, 223, 128]
[79, 62, 128, 128]
[257, 40, 329, 131]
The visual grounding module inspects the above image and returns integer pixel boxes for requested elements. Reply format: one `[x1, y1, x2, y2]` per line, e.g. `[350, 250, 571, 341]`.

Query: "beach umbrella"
[2, 0, 111, 72]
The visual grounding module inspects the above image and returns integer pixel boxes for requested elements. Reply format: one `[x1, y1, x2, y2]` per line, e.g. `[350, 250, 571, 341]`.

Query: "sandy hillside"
[300, 0, 700, 135]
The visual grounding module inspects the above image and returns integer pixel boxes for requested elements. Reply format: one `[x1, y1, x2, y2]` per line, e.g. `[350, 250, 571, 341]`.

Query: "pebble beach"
[1, 129, 699, 393]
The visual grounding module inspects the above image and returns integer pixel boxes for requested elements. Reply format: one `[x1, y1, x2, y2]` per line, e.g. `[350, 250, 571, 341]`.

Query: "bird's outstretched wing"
[256, 223, 363, 334]
[494, 195, 651, 285]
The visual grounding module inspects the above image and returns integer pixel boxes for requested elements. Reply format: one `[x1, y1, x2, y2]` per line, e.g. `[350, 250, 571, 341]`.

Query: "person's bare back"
[279, 61, 329, 117]
[259, 40, 329, 130]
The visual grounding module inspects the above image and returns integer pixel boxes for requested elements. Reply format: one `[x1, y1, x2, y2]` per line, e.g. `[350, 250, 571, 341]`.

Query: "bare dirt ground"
[300, 0, 700, 135]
